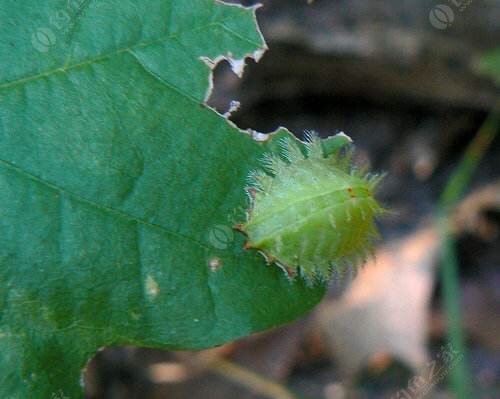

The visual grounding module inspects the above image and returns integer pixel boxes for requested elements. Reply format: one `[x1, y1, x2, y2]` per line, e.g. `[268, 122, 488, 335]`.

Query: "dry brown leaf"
[453, 180, 500, 240]
[316, 226, 439, 380]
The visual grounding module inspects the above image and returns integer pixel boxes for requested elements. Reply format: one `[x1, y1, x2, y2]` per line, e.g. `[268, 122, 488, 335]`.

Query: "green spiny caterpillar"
[237, 132, 385, 284]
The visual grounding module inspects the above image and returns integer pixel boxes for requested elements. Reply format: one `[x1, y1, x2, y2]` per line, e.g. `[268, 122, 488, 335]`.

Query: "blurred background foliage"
[85, 1, 499, 398]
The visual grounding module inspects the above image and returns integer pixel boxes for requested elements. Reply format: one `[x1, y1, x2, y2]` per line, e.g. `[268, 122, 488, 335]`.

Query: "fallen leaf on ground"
[316, 226, 439, 380]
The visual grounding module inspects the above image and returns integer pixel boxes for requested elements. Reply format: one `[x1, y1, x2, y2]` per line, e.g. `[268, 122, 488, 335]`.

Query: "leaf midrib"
[0, 158, 212, 251]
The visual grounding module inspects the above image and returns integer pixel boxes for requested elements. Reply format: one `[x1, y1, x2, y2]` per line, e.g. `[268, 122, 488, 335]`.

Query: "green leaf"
[0, 1, 325, 397]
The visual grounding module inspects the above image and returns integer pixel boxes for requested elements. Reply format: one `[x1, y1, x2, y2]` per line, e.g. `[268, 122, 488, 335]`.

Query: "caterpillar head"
[238, 132, 385, 284]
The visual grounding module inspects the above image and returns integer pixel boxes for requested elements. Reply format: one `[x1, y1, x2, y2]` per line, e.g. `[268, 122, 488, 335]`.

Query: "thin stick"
[210, 358, 300, 399]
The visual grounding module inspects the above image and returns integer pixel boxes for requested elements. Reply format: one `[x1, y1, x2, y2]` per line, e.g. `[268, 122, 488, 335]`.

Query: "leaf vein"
[0, 158, 211, 251]
[0, 15, 248, 92]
